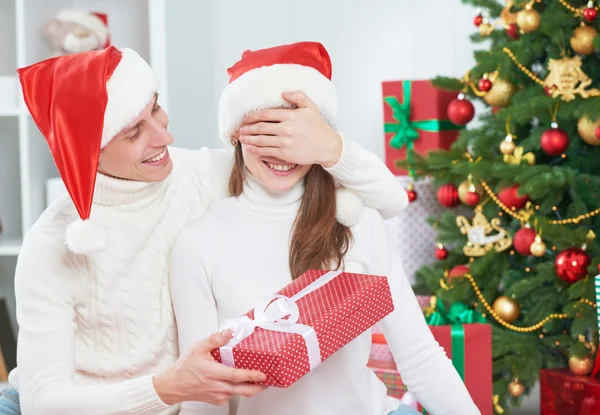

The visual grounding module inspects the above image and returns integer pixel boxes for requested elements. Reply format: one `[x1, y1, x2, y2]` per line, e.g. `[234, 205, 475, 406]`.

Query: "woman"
[170, 42, 480, 415]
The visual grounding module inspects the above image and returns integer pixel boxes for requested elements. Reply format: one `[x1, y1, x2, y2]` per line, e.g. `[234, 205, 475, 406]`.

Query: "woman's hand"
[153, 330, 268, 406]
[236, 91, 343, 168]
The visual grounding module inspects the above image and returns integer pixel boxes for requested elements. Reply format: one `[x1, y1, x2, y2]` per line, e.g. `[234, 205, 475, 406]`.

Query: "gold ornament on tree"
[493, 296, 521, 323]
[543, 55, 600, 101]
[500, 134, 516, 155]
[569, 355, 593, 375]
[570, 23, 598, 55]
[508, 378, 525, 397]
[483, 79, 517, 107]
[458, 174, 483, 204]
[456, 206, 513, 257]
[516, 2, 541, 33]
[577, 115, 600, 146]
[530, 234, 546, 257]
[504, 146, 536, 165]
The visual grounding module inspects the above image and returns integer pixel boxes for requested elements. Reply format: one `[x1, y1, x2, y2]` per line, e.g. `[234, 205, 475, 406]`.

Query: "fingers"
[242, 108, 294, 124]
[228, 383, 268, 398]
[244, 145, 284, 159]
[208, 360, 267, 383]
[239, 135, 285, 148]
[282, 90, 315, 108]
[238, 122, 285, 137]
[197, 330, 233, 352]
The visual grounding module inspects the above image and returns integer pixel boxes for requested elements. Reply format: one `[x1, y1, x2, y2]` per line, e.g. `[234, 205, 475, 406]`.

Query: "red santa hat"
[218, 41, 364, 226]
[17, 46, 157, 254]
[55, 9, 110, 49]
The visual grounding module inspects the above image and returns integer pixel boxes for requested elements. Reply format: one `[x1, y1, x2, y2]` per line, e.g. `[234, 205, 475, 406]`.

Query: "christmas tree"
[403, 0, 600, 412]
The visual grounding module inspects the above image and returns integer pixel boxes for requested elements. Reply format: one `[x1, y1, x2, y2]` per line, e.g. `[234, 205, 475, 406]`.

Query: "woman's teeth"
[266, 162, 296, 172]
[146, 149, 167, 163]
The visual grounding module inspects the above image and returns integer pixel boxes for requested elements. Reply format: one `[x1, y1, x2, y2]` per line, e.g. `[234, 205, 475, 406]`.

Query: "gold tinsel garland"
[558, 0, 600, 15]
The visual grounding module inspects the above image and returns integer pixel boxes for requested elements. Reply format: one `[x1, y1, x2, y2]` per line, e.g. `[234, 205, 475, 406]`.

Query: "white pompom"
[65, 219, 107, 255]
[398, 391, 419, 410]
[335, 187, 364, 227]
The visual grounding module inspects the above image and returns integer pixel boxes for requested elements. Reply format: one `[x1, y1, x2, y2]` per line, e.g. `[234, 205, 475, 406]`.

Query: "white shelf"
[0, 238, 21, 257]
[0, 108, 20, 117]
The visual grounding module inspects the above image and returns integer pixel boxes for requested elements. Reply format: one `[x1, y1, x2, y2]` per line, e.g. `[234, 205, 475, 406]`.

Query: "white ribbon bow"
[219, 271, 343, 372]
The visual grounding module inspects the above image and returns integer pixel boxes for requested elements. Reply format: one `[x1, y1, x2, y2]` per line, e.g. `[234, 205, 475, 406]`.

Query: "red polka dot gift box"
[210, 269, 395, 388]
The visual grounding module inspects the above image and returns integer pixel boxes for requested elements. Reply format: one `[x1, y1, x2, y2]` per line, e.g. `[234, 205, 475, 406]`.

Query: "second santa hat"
[17, 46, 157, 254]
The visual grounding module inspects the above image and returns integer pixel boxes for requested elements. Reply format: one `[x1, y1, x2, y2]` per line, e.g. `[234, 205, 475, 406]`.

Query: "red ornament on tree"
[505, 23, 519, 40]
[448, 264, 469, 280]
[474, 14, 484, 27]
[584, 1, 598, 22]
[406, 183, 418, 203]
[544, 85, 557, 97]
[447, 94, 475, 126]
[555, 248, 591, 284]
[478, 78, 492, 92]
[437, 184, 460, 208]
[514, 227, 537, 256]
[595, 125, 600, 139]
[435, 243, 448, 260]
[464, 191, 481, 206]
[541, 122, 569, 156]
[498, 185, 529, 210]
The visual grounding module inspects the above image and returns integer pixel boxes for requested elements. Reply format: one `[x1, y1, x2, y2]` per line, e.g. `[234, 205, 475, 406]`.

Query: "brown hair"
[229, 145, 353, 279]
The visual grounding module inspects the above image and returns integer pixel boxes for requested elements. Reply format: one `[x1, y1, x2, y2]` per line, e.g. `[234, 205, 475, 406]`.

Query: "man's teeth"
[147, 149, 166, 163]
[266, 162, 296, 172]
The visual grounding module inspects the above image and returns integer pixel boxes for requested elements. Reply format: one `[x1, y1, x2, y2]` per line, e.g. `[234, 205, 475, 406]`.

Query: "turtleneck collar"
[237, 171, 304, 219]
[93, 171, 170, 207]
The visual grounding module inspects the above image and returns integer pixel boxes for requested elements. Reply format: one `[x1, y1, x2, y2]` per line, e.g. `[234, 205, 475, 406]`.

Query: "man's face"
[98, 94, 174, 182]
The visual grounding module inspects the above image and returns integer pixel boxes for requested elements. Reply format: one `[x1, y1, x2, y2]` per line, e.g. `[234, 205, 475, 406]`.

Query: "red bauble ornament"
[541, 123, 569, 156]
[407, 189, 418, 203]
[555, 248, 592, 284]
[435, 244, 448, 260]
[437, 184, 460, 208]
[478, 78, 492, 92]
[447, 94, 475, 126]
[584, 3, 598, 22]
[544, 85, 557, 97]
[474, 14, 484, 27]
[464, 191, 480, 206]
[514, 227, 537, 256]
[505, 23, 519, 40]
[595, 125, 600, 139]
[498, 185, 529, 210]
[448, 265, 470, 280]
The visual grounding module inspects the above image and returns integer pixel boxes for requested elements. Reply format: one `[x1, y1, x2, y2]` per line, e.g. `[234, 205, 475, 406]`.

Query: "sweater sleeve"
[362, 210, 480, 415]
[14, 230, 171, 415]
[170, 221, 230, 415]
[323, 137, 408, 219]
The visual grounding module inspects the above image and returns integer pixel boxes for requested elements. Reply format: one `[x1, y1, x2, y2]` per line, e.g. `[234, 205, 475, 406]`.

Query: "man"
[2, 45, 407, 414]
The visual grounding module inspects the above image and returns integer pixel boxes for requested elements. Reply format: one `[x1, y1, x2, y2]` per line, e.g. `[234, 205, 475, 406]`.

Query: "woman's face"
[241, 144, 312, 193]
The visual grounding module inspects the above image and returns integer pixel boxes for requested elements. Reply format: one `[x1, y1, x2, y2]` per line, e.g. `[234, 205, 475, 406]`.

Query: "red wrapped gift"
[211, 269, 394, 387]
[540, 368, 600, 415]
[382, 80, 463, 175]
[368, 324, 492, 415]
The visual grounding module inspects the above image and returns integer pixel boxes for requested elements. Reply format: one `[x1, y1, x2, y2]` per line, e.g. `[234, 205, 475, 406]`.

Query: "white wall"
[164, 0, 481, 155]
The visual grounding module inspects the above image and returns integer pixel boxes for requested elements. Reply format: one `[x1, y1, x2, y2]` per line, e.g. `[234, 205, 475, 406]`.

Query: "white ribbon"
[219, 271, 343, 371]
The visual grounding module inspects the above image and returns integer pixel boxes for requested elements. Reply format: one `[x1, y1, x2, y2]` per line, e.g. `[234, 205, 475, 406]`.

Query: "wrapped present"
[368, 300, 492, 415]
[382, 79, 463, 176]
[540, 368, 600, 415]
[211, 270, 394, 388]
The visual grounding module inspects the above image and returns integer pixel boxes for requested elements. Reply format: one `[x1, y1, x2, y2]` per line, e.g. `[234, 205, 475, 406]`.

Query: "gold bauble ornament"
[500, 135, 516, 155]
[569, 355, 593, 376]
[479, 22, 493, 37]
[458, 180, 483, 204]
[492, 295, 520, 323]
[577, 116, 600, 146]
[530, 235, 546, 257]
[483, 80, 516, 107]
[570, 24, 597, 56]
[516, 6, 541, 34]
[508, 378, 524, 397]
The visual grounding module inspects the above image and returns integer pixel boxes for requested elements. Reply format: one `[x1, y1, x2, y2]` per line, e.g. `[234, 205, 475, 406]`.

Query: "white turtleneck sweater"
[13, 141, 407, 415]
[169, 176, 480, 415]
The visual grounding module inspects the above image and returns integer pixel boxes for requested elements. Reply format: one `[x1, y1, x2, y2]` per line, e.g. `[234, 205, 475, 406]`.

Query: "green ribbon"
[420, 300, 486, 415]
[383, 80, 463, 177]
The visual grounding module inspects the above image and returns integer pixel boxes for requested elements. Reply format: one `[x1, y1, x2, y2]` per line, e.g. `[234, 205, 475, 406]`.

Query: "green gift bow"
[383, 80, 463, 176]
[420, 300, 486, 415]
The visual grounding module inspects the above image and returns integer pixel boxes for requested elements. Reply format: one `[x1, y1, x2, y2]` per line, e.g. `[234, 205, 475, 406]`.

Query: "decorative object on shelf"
[456, 206, 513, 257]
[492, 295, 521, 323]
[577, 115, 600, 146]
[570, 23, 597, 55]
[43, 9, 110, 56]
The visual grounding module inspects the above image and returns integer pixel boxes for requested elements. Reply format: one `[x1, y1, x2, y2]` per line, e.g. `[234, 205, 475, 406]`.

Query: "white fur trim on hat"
[218, 64, 338, 145]
[335, 187, 364, 227]
[56, 9, 109, 46]
[101, 48, 158, 148]
[65, 219, 107, 255]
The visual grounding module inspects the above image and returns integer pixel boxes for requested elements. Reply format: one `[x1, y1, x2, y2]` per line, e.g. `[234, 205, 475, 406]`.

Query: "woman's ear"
[334, 187, 364, 227]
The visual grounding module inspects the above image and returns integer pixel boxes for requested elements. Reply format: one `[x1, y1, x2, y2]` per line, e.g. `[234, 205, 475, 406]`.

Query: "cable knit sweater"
[12, 141, 407, 415]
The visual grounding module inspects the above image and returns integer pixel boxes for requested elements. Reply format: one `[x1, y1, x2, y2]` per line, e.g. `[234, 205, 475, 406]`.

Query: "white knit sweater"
[12, 141, 407, 415]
